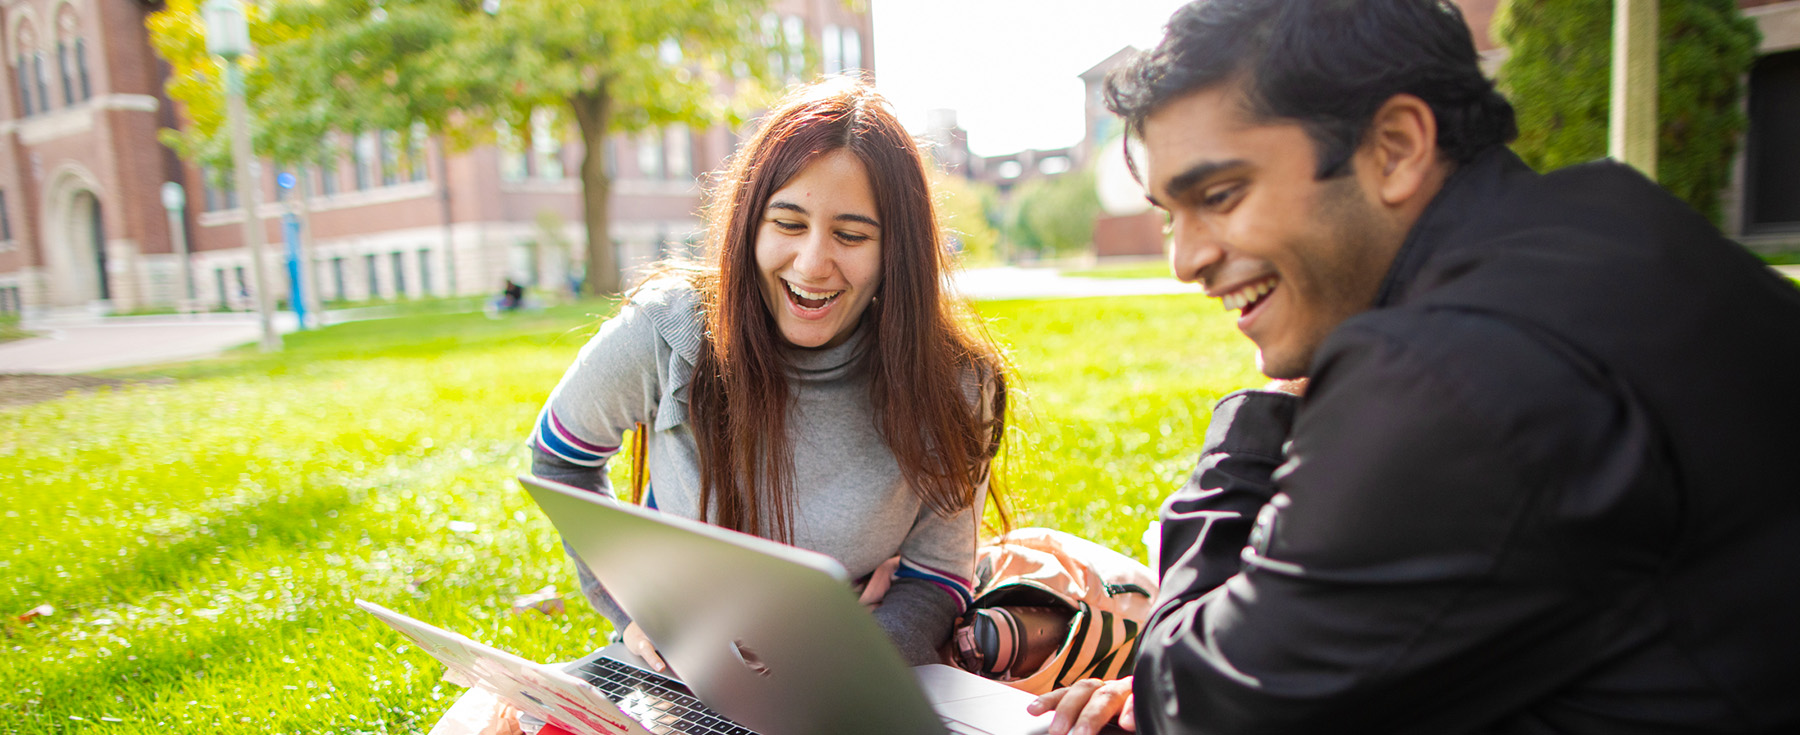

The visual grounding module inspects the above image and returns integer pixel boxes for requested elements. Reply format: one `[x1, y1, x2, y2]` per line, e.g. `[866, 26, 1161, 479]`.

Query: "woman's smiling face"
[754, 149, 883, 350]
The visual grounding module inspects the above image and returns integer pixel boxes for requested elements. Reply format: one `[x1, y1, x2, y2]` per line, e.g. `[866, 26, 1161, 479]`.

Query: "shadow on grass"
[42, 485, 362, 613]
[8, 600, 442, 733]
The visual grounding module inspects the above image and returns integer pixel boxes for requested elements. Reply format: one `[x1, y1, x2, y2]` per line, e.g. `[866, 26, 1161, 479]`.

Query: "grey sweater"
[529, 281, 982, 664]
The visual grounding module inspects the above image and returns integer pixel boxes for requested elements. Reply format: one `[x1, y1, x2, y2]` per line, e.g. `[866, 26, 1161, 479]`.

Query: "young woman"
[529, 78, 1008, 670]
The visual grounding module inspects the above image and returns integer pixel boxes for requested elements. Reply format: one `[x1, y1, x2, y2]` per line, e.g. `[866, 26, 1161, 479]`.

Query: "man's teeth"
[787, 281, 842, 302]
[1220, 279, 1275, 312]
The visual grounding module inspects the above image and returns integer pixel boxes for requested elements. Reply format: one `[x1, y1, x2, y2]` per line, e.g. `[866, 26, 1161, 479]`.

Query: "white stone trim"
[6, 4, 43, 59]
[498, 178, 581, 195]
[100, 94, 159, 112]
[610, 178, 702, 197]
[1751, 2, 1800, 55]
[197, 181, 438, 227]
[4, 94, 159, 143]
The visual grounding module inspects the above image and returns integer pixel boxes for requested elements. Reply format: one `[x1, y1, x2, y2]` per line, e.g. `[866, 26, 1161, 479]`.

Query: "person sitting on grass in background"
[1033, 1, 1800, 734]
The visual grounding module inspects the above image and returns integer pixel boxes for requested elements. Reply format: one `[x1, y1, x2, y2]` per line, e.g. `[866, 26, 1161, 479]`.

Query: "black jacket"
[1135, 148, 1800, 734]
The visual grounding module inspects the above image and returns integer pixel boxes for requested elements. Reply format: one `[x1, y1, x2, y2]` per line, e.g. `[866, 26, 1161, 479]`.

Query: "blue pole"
[283, 212, 307, 330]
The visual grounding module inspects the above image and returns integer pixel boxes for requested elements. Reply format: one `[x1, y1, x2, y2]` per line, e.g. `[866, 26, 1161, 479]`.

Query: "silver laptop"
[355, 599, 661, 735]
[519, 474, 1052, 735]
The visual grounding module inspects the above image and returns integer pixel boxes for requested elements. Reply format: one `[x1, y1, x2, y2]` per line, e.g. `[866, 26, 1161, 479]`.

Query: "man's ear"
[1359, 94, 1440, 208]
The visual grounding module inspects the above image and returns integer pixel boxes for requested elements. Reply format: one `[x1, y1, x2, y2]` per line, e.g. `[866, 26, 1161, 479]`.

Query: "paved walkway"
[0, 310, 300, 374]
[0, 267, 1198, 374]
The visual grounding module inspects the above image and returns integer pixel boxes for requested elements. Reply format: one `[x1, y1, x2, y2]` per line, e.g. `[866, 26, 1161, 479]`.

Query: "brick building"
[0, 0, 874, 316]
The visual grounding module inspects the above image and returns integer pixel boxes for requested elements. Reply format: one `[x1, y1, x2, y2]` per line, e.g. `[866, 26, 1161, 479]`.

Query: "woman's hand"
[1028, 677, 1136, 735]
[622, 621, 667, 672]
[856, 555, 903, 611]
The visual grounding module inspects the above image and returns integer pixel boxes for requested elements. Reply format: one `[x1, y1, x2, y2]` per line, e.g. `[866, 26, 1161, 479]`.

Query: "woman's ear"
[1358, 94, 1441, 208]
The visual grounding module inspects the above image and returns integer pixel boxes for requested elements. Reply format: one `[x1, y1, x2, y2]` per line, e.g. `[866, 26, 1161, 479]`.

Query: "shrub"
[1495, 0, 1761, 225]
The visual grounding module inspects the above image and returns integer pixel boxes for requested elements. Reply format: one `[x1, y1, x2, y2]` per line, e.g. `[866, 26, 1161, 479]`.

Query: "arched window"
[15, 21, 38, 116]
[55, 6, 88, 104]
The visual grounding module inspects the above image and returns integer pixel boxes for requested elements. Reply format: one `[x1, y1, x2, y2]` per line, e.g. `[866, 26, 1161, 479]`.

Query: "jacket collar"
[1371, 146, 1534, 309]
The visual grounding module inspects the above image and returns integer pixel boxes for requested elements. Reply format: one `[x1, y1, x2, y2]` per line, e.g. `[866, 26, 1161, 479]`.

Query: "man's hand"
[622, 621, 667, 672]
[1027, 677, 1136, 735]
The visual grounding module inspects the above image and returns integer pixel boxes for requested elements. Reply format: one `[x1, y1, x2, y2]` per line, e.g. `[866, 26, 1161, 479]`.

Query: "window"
[353, 133, 376, 190]
[1747, 49, 1800, 231]
[637, 131, 664, 180]
[16, 55, 33, 116]
[417, 249, 433, 295]
[330, 257, 346, 301]
[531, 109, 563, 180]
[842, 27, 862, 72]
[56, 42, 73, 105]
[364, 254, 379, 298]
[201, 165, 238, 212]
[666, 126, 692, 179]
[234, 266, 248, 303]
[390, 251, 407, 296]
[316, 160, 336, 196]
[0, 189, 12, 241]
[33, 52, 49, 113]
[56, 9, 86, 103]
[214, 268, 229, 308]
[317, 139, 339, 196]
[497, 120, 528, 182]
[822, 25, 843, 74]
[380, 130, 401, 186]
[783, 16, 806, 78]
[409, 123, 429, 183]
[73, 39, 89, 100]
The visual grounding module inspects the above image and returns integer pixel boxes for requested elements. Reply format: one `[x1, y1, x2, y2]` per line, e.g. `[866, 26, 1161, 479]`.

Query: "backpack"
[952, 527, 1159, 695]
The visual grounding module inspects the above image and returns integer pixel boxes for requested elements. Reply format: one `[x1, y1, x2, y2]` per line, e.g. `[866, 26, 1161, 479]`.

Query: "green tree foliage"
[931, 169, 1002, 265]
[150, 0, 778, 295]
[1006, 169, 1100, 259]
[1496, 0, 1760, 225]
[148, 0, 328, 171]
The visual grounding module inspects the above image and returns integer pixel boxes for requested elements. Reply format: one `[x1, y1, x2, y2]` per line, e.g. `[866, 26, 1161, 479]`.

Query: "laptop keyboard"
[573, 656, 760, 735]
[574, 655, 997, 735]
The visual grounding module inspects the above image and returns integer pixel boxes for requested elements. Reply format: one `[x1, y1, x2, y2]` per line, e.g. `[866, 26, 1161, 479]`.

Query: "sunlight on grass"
[1, 293, 1258, 733]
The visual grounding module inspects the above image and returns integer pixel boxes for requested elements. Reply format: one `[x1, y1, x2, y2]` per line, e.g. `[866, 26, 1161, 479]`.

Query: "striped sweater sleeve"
[527, 297, 665, 626]
[527, 298, 664, 487]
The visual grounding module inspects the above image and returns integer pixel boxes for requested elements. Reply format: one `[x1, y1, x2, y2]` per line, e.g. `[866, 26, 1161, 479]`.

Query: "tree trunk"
[572, 88, 618, 296]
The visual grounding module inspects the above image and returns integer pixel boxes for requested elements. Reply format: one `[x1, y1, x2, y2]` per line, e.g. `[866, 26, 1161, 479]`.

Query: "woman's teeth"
[787, 281, 843, 308]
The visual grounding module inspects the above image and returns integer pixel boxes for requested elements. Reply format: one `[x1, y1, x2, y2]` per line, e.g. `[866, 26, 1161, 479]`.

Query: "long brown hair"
[683, 78, 1008, 544]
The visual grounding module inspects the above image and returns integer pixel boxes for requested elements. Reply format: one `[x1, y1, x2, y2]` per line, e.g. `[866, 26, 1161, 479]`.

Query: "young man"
[1029, 1, 1800, 733]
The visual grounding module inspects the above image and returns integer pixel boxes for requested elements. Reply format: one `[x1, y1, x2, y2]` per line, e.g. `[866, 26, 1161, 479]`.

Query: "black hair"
[1105, 0, 1517, 179]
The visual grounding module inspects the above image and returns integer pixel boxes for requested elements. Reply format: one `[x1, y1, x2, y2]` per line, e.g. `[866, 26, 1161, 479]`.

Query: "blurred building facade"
[1455, 0, 1800, 251]
[0, 0, 874, 315]
[927, 1, 1800, 267]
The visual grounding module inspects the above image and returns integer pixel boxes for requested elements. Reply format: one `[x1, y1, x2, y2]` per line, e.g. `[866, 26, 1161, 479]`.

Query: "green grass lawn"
[1, 313, 30, 344]
[1, 293, 1259, 734]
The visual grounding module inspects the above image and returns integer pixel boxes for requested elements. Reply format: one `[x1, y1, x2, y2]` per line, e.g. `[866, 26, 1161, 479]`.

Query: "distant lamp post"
[204, 0, 279, 351]
[159, 181, 195, 306]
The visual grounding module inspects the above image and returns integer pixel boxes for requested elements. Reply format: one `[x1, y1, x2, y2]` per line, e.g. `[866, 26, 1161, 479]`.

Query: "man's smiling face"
[1142, 83, 1404, 379]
